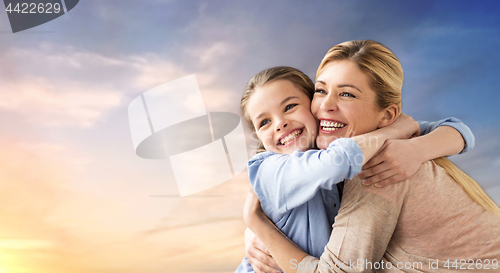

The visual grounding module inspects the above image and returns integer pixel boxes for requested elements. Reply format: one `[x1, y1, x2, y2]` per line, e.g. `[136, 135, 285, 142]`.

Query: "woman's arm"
[251, 114, 418, 213]
[360, 117, 474, 187]
[245, 178, 407, 273]
[244, 190, 309, 273]
[243, 228, 282, 273]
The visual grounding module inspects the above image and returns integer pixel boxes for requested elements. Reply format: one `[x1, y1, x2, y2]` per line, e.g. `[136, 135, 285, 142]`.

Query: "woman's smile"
[319, 119, 347, 134]
[312, 60, 385, 149]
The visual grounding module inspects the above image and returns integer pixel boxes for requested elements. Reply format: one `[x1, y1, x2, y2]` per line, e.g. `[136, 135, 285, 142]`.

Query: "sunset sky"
[1, 1, 499, 272]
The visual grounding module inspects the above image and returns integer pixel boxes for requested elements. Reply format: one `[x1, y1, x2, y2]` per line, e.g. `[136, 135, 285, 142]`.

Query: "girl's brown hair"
[241, 66, 314, 153]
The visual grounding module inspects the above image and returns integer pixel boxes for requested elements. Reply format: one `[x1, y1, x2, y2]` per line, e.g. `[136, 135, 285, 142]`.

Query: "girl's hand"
[244, 228, 282, 273]
[359, 138, 423, 187]
[385, 113, 420, 139]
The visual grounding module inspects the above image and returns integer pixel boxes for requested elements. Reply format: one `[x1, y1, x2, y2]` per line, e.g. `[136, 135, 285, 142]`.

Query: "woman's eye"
[340, 92, 356, 98]
[259, 119, 270, 128]
[314, 89, 327, 95]
[285, 103, 298, 112]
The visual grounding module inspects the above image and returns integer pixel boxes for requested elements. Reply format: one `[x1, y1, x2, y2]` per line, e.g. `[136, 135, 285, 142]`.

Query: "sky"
[0, 0, 499, 272]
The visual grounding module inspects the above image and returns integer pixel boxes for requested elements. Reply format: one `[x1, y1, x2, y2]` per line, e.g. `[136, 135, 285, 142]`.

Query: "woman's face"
[246, 79, 317, 154]
[311, 60, 386, 149]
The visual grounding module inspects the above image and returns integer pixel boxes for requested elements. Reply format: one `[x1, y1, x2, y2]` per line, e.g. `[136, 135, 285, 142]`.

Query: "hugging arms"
[243, 118, 473, 273]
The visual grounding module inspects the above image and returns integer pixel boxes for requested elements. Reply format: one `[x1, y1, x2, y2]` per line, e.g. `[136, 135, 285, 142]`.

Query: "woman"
[244, 40, 500, 272]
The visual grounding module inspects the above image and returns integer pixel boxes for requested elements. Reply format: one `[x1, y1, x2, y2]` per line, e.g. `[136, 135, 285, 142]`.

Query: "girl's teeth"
[280, 130, 302, 145]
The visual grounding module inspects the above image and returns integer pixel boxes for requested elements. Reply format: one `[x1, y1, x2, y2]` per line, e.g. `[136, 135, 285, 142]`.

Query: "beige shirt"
[298, 161, 500, 272]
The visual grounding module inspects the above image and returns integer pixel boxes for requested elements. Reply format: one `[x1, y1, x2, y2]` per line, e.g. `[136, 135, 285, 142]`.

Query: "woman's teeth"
[320, 120, 346, 131]
[280, 130, 302, 145]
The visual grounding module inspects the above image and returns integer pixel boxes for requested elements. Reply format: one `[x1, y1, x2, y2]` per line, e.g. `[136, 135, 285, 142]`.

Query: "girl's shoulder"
[248, 150, 284, 164]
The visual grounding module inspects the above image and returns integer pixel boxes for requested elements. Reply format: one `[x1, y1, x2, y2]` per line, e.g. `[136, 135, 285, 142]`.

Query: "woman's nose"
[275, 119, 289, 132]
[320, 95, 338, 112]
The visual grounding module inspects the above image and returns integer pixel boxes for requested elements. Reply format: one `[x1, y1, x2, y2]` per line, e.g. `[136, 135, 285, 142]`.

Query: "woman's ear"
[378, 104, 399, 128]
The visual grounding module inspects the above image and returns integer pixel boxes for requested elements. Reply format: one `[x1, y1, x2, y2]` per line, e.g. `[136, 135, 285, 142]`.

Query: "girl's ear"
[378, 104, 399, 128]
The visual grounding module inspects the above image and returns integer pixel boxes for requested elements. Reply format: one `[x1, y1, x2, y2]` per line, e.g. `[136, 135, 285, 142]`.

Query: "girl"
[236, 64, 474, 273]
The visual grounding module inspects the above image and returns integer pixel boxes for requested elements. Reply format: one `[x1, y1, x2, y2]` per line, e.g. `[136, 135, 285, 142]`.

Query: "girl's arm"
[360, 117, 474, 187]
[418, 117, 475, 154]
[251, 114, 418, 213]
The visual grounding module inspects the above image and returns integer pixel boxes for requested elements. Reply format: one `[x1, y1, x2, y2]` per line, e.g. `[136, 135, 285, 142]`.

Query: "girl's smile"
[276, 128, 304, 147]
[246, 79, 317, 154]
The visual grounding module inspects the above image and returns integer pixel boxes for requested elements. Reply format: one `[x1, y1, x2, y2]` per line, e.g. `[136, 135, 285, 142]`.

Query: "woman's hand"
[385, 113, 420, 139]
[244, 228, 282, 273]
[359, 138, 423, 187]
[243, 188, 265, 226]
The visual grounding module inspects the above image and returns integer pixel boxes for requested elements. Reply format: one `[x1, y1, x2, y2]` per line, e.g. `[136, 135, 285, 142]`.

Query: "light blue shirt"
[235, 117, 474, 273]
[419, 117, 474, 154]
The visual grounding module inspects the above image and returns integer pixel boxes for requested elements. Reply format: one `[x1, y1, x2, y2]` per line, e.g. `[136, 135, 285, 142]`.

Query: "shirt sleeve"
[249, 138, 363, 214]
[418, 117, 475, 154]
[296, 178, 408, 273]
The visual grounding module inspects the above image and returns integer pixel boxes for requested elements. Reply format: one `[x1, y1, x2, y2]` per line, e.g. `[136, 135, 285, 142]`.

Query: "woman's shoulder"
[344, 161, 439, 195]
[340, 176, 409, 215]
[340, 162, 443, 213]
[339, 162, 440, 218]
[407, 160, 443, 182]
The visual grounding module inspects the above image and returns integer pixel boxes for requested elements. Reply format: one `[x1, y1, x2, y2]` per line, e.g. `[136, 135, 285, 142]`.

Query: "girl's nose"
[275, 119, 289, 132]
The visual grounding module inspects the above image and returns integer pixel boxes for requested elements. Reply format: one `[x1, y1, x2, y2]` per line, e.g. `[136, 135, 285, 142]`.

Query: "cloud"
[0, 77, 122, 127]
[0, 34, 253, 271]
[0, 41, 244, 128]
[0, 137, 86, 272]
[196, 41, 241, 67]
[0, 131, 250, 273]
[0, 45, 127, 127]
[449, 127, 500, 191]
[0, 239, 57, 250]
[130, 55, 185, 90]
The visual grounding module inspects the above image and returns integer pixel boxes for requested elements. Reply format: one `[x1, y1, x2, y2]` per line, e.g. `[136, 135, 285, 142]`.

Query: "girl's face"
[246, 79, 317, 154]
[312, 60, 386, 149]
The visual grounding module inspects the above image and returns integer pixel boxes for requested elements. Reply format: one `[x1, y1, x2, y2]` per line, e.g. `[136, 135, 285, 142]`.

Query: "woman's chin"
[316, 134, 342, 149]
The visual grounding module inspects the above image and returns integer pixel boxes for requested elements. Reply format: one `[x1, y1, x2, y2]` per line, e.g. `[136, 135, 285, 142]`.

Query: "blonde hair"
[434, 157, 500, 217]
[241, 66, 315, 153]
[319, 40, 500, 217]
[317, 40, 403, 113]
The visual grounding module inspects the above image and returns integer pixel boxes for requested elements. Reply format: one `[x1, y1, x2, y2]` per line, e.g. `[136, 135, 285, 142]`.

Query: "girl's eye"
[285, 103, 298, 112]
[340, 92, 356, 98]
[314, 89, 327, 95]
[259, 119, 270, 128]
